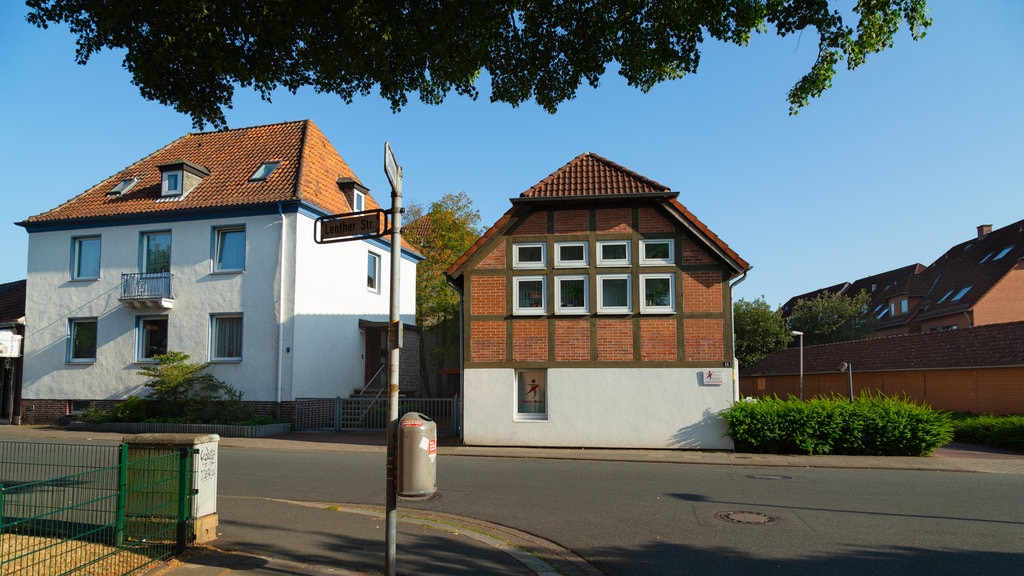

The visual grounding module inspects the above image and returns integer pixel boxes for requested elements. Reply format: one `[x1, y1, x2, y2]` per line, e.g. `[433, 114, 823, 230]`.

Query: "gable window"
[249, 161, 280, 181]
[212, 226, 245, 272]
[513, 276, 547, 315]
[513, 243, 546, 269]
[211, 314, 243, 361]
[597, 240, 630, 267]
[516, 369, 547, 421]
[137, 316, 168, 361]
[640, 274, 675, 313]
[554, 275, 588, 314]
[640, 239, 675, 266]
[162, 170, 182, 196]
[554, 242, 588, 268]
[142, 231, 171, 274]
[597, 274, 631, 314]
[72, 236, 101, 280]
[68, 318, 97, 363]
[367, 251, 381, 292]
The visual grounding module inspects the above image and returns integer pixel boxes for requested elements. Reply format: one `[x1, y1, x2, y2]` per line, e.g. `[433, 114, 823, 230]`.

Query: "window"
[993, 245, 1015, 261]
[353, 190, 366, 212]
[513, 243, 546, 269]
[640, 239, 675, 265]
[142, 232, 171, 273]
[213, 227, 245, 272]
[936, 289, 954, 304]
[554, 242, 588, 268]
[597, 274, 631, 314]
[72, 236, 101, 280]
[597, 240, 630, 267]
[137, 316, 168, 361]
[68, 318, 97, 362]
[554, 275, 588, 314]
[640, 274, 675, 313]
[367, 251, 381, 292]
[951, 286, 972, 301]
[249, 161, 280, 181]
[211, 314, 243, 361]
[513, 276, 547, 315]
[162, 170, 182, 196]
[516, 369, 547, 420]
[108, 177, 138, 196]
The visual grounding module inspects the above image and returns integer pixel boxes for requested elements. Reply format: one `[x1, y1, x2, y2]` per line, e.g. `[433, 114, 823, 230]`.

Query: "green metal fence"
[1, 442, 195, 576]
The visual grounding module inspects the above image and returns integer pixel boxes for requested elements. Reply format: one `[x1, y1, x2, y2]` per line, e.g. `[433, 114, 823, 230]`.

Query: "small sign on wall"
[699, 368, 727, 387]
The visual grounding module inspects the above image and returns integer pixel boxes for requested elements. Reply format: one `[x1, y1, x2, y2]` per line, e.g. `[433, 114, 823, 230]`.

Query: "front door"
[363, 327, 388, 393]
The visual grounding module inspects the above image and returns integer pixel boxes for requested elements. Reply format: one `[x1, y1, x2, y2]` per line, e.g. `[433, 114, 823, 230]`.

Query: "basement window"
[250, 161, 280, 181]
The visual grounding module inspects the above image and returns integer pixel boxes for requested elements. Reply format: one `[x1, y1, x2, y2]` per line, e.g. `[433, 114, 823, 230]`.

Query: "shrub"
[951, 414, 1024, 452]
[722, 392, 952, 456]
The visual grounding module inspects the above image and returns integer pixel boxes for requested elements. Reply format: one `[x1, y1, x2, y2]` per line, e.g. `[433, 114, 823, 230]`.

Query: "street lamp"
[790, 330, 804, 401]
[838, 361, 853, 402]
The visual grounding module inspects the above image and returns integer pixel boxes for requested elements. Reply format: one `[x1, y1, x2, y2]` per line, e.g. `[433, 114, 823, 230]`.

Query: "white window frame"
[513, 276, 547, 315]
[596, 240, 630, 267]
[554, 275, 589, 315]
[367, 251, 382, 293]
[161, 170, 182, 196]
[554, 241, 588, 268]
[515, 369, 548, 421]
[67, 317, 98, 363]
[136, 316, 168, 362]
[640, 239, 675, 266]
[213, 226, 246, 273]
[249, 161, 280, 181]
[597, 274, 632, 314]
[210, 314, 243, 362]
[639, 273, 675, 314]
[512, 242, 547, 269]
[353, 189, 366, 212]
[71, 235, 101, 280]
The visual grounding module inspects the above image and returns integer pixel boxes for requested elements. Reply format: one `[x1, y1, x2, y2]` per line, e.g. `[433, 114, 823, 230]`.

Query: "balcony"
[119, 272, 174, 310]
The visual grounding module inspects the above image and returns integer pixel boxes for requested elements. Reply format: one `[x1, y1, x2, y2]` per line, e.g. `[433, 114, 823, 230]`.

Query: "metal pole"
[847, 363, 854, 402]
[384, 158, 403, 576]
[798, 334, 804, 401]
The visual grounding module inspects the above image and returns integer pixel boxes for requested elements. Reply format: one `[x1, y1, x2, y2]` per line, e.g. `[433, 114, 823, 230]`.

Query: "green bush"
[722, 393, 953, 456]
[951, 414, 1024, 452]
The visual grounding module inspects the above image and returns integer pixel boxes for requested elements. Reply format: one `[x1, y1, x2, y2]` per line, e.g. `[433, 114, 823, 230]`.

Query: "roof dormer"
[337, 177, 369, 212]
[158, 160, 209, 198]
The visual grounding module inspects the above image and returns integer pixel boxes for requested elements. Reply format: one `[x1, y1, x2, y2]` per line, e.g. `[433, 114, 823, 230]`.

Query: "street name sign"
[315, 209, 386, 244]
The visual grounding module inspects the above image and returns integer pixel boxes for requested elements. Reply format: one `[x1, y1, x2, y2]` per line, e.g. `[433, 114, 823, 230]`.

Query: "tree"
[733, 296, 791, 368]
[27, 1, 930, 128]
[787, 289, 875, 345]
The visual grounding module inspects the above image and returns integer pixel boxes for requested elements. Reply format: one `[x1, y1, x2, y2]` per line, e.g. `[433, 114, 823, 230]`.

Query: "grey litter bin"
[397, 412, 437, 498]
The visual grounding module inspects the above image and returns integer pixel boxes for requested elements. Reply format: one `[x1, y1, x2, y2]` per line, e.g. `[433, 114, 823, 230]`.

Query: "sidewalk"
[3, 425, 1023, 575]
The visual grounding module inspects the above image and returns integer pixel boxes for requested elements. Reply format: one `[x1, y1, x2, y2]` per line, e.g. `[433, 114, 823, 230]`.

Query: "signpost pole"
[384, 142, 403, 576]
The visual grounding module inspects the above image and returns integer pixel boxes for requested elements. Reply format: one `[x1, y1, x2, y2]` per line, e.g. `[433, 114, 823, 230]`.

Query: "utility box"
[397, 412, 437, 498]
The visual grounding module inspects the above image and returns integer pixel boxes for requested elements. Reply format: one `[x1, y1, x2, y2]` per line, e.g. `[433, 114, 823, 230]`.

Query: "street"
[218, 448, 1024, 575]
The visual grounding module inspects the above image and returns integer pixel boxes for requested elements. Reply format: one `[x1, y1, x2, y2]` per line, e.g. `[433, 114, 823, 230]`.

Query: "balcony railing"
[120, 272, 174, 309]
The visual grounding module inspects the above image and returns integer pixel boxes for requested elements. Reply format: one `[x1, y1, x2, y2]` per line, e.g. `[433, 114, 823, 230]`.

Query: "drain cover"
[715, 511, 781, 525]
[746, 474, 792, 481]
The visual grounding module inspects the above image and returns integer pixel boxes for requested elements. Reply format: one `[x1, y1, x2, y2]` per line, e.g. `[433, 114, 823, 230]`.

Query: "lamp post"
[790, 331, 804, 401]
[838, 361, 853, 402]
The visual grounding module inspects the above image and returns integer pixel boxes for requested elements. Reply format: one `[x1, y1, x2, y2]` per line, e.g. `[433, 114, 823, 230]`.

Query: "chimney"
[977, 224, 992, 238]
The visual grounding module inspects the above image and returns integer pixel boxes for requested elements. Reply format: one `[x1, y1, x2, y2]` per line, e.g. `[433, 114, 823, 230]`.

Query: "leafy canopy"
[787, 289, 875, 345]
[27, 0, 930, 128]
[733, 296, 791, 368]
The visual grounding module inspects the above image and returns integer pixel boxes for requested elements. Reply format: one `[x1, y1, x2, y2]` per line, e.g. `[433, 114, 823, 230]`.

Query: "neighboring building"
[445, 153, 749, 449]
[781, 220, 1024, 337]
[740, 321, 1024, 415]
[15, 120, 421, 424]
[0, 279, 26, 424]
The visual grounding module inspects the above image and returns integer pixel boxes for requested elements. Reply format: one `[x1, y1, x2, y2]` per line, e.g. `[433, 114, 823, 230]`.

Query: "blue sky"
[2, 1, 1021, 309]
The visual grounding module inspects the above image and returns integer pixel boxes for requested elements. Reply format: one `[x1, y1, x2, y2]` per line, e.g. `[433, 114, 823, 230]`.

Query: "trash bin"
[397, 412, 437, 498]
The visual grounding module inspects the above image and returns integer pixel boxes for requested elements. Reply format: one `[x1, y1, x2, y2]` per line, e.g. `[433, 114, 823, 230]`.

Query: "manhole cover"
[715, 511, 781, 525]
[746, 474, 792, 481]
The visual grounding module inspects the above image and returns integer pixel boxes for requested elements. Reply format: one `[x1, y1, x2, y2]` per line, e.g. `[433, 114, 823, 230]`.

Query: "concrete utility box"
[397, 412, 437, 498]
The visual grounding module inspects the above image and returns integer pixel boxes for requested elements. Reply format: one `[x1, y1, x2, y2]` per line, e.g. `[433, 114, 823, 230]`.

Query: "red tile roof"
[0, 280, 26, 325]
[19, 120, 377, 226]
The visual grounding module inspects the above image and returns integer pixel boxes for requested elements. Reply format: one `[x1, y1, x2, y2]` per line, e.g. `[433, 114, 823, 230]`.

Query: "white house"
[16, 120, 420, 424]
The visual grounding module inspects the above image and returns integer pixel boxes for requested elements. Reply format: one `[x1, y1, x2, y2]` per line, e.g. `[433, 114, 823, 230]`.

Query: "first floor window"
[367, 251, 381, 292]
[138, 316, 168, 361]
[214, 226, 246, 272]
[555, 275, 588, 314]
[72, 236, 101, 280]
[597, 274, 631, 314]
[68, 318, 97, 362]
[211, 314, 243, 361]
[516, 369, 547, 420]
[513, 276, 547, 315]
[640, 274, 675, 313]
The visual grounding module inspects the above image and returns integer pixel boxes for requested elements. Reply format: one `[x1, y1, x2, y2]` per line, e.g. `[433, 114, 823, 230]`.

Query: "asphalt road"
[218, 448, 1024, 575]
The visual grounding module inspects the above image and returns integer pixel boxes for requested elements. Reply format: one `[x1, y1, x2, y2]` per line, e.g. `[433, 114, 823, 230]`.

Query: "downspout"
[275, 202, 287, 421]
[728, 269, 750, 402]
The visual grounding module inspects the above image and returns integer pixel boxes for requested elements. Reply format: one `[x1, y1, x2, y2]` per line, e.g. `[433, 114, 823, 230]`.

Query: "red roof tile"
[520, 153, 670, 198]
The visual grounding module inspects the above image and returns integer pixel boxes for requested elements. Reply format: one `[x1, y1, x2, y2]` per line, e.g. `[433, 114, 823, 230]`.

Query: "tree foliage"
[787, 289, 875, 345]
[27, 0, 931, 128]
[734, 296, 791, 368]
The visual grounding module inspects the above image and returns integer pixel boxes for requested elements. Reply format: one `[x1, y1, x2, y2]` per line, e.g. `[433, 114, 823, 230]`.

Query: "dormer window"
[158, 160, 210, 198]
[108, 177, 139, 196]
[250, 161, 280, 181]
[337, 177, 369, 213]
[353, 189, 365, 212]
[162, 171, 182, 196]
